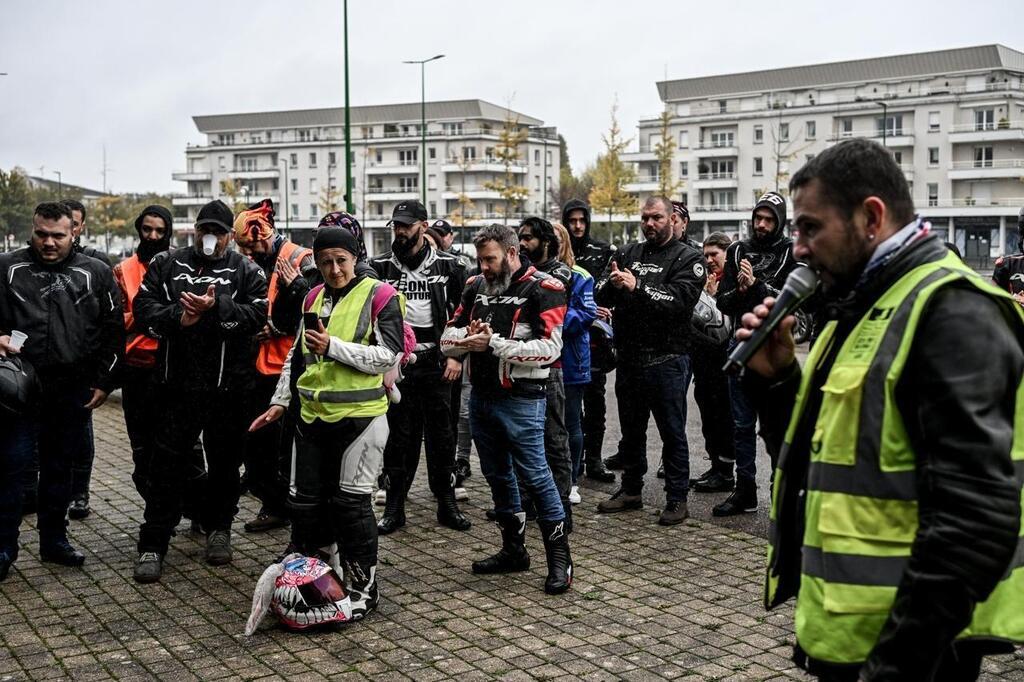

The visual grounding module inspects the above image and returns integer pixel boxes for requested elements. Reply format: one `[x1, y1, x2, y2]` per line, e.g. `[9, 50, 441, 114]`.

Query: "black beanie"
[313, 227, 359, 257]
[752, 192, 787, 242]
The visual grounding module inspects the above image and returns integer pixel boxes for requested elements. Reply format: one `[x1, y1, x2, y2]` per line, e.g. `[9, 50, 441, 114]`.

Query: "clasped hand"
[455, 319, 493, 352]
[180, 285, 216, 327]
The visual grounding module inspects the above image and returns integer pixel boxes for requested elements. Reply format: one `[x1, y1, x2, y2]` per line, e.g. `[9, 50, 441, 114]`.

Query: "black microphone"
[723, 265, 818, 374]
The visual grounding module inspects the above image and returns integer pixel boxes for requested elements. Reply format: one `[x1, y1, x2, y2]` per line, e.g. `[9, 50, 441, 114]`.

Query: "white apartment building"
[623, 44, 1024, 269]
[172, 99, 559, 256]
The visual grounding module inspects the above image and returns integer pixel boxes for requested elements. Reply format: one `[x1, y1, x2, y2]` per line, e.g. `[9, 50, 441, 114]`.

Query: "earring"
[868, 234, 875, 241]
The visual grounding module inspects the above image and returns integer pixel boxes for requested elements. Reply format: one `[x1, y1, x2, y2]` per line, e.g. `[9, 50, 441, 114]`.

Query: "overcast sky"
[1, 0, 1022, 194]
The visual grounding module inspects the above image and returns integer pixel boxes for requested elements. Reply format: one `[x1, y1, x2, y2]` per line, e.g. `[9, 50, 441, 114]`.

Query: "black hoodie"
[562, 199, 614, 279]
[134, 205, 173, 264]
[716, 191, 798, 319]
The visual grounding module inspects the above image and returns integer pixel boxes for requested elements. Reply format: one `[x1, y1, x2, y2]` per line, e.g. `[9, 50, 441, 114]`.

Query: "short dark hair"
[703, 231, 732, 250]
[61, 199, 86, 222]
[789, 138, 914, 225]
[518, 216, 558, 256]
[643, 195, 673, 216]
[35, 201, 73, 224]
[473, 223, 517, 252]
[425, 226, 445, 247]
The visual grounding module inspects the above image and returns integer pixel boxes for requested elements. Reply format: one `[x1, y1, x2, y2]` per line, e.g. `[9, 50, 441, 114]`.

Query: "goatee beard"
[482, 260, 512, 295]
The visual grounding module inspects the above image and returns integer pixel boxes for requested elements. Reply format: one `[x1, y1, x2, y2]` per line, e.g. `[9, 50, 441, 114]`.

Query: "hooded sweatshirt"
[716, 191, 798, 319]
[563, 200, 614, 279]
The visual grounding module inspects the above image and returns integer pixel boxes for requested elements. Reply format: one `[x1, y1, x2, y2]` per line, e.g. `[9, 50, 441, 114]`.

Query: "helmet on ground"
[245, 554, 351, 635]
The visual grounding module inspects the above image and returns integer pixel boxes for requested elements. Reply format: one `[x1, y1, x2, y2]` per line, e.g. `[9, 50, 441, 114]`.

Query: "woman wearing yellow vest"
[250, 227, 405, 622]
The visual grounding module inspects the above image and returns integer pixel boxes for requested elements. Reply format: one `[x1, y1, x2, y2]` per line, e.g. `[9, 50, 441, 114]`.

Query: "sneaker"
[691, 471, 735, 494]
[133, 552, 163, 583]
[603, 453, 625, 470]
[374, 489, 387, 506]
[244, 509, 290, 533]
[596, 489, 643, 514]
[454, 486, 469, 502]
[455, 459, 472, 486]
[658, 500, 689, 526]
[68, 495, 90, 520]
[205, 530, 232, 565]
[689, 467, 716, 486]
[712, 480, 758, 517]
[568, 486, 581, 505]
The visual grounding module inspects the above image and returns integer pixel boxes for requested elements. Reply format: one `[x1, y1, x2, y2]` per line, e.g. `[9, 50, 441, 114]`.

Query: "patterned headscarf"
[317, 212, 367, 261]
[233, 199, 276, 246]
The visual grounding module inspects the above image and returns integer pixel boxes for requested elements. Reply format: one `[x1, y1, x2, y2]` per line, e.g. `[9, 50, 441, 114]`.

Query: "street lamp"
[277, 158, 291, 234]
[402, 54, 445, 206]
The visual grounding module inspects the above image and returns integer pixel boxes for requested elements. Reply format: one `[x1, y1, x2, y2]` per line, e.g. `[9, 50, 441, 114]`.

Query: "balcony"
[622, 144, 656, 163]
[695, 143, 738, 158]
[948, 120, 1024, 144]
[948, 159, 1024, 180]
[171, 170, 212, 182]
[365, 160, 422, 175]
[227, 167, 280, 180]
[441, 159, 527, 174]
[692, 172, 738, 189]
[364, 187, 420, 201]
[172, 195, 214, 206]
[623, 175, 661, 193]
[441, 186, 502, 200]
[827, 129, 914, 147]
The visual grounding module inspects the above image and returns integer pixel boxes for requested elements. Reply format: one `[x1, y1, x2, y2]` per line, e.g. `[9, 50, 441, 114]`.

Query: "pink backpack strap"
[303, 284, 324, 312]
[370, 281, 398, 319]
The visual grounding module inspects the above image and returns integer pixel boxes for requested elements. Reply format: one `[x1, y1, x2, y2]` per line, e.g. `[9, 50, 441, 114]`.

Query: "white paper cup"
[8, 330, 27, 351]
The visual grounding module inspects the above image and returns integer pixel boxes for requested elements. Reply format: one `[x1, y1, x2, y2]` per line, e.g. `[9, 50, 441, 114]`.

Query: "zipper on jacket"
[216, 340, 226, 387]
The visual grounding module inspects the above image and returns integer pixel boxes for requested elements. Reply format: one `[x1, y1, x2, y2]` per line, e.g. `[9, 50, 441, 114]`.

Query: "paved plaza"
[2, 384, 1022, 681]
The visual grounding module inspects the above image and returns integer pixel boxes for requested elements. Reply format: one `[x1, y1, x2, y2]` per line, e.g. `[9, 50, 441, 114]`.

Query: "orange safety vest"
[256, 240, 313, 376]
[116, 255, 159, 361]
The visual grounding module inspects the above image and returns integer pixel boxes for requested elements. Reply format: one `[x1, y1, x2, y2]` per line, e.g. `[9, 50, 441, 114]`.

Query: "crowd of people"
[0, 138, 1022, 680]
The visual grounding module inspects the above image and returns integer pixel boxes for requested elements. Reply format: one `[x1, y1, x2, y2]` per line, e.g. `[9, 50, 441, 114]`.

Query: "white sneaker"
[374, 489, 387, 506]
[569, 486, 581, 505]
[454, 487, 469, 502]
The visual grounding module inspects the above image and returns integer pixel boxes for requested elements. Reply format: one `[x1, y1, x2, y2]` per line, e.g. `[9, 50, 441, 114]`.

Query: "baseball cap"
[392, 200, 428, 225]
[431, 219, 453, 236]
[195, 200, 234, 233]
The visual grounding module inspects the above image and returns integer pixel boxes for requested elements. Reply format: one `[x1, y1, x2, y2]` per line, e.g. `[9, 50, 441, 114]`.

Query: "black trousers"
[122, 366, 206, 520]
[581, 369, 608, 462]
[138, 387, 250, 554]
[69, 415, 94, 500]
[381, 356, 457, 497]
[243, 372, 294, 516]
[689, 342, 736, 474]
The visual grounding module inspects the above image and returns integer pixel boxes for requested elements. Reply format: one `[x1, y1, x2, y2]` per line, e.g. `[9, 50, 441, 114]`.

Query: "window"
[290, 178, 298, 192]
[678, 130, 690, 148]
[328, 152, 336, 166]
[399, 176, 418, 191]
[709, 131, 734, 147]
[218, 156, 226, 171]
[927, 183, 938, 207]
[428, 174, 436, 190]
[840, 118, 854, 137]
[298, 129, 311, 142]
[309, 203, 317, 218]
[236, 156, 256, 171]
[805, 121, 816, 140]
[974, 146, 993, 168]
[462, 146, 476, 161]
[719, 100, 727, 113]
[535, 175, 541, 190]
[928, 111, 941, 132]
[709, 190, 736, 209]
[289, 153, 298, 168]
[679, 193, 688, 207]
[375, 203, 384, 216]
[679, 161, 688, 177]
[443, 122, 463, 136]
[271, 178, 278, 191]
[375, 150, 382, 164]
[349, 151, 356, 165]
[309, 178, 317, 193]
[779, 123, 789, 142]
[291, 203, 299, 218]
[974, 109, 996, 131]
[753, 157, 763, 175]
[546, 150, 552, 166]
[309, 152, 317, 168]
[429, 147, 436, 160]
[928, 147, 939, 166]
[893, 151, 903, 165]
[709, 159, 734, 177]
[876, 114, 903, 137]
[753, 125, 763, 144]
[534, 150, 540, 164]
[361, 126, 374, 139]
[429, 201, 436, 216]
[399, 149, 418, 166]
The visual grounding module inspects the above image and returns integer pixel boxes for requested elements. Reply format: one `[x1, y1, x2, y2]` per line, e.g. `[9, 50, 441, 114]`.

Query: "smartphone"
[303, 312, 320, 330]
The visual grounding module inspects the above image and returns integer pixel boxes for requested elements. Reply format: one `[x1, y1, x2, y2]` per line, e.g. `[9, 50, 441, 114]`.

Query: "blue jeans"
[470, 392, 564, 522]
[616, 354, 692, 502]
[565, 383, 585, 483]
[1, 383, 91, 555]
[729, 371, 758, 483]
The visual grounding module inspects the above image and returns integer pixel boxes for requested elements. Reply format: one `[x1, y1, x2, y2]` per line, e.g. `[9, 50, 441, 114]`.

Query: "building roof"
[193, 99, 543, 133]
[26, 175, 110, 199]
[657, 44, 1024, 101]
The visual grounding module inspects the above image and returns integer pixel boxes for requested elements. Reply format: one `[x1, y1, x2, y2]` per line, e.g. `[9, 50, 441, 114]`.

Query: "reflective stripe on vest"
[766, 251, 1024, 664]
[296, 277, 389, 423]
[256, 241, 312, 376]
[119, 255, 159, 357]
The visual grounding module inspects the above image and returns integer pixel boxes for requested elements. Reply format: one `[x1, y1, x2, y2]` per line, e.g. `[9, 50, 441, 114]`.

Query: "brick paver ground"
[1, 394, 1022, 681]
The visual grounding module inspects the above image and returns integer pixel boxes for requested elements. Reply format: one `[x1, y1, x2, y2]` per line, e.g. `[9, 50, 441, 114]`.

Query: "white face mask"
[201, 233, 218, 256]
